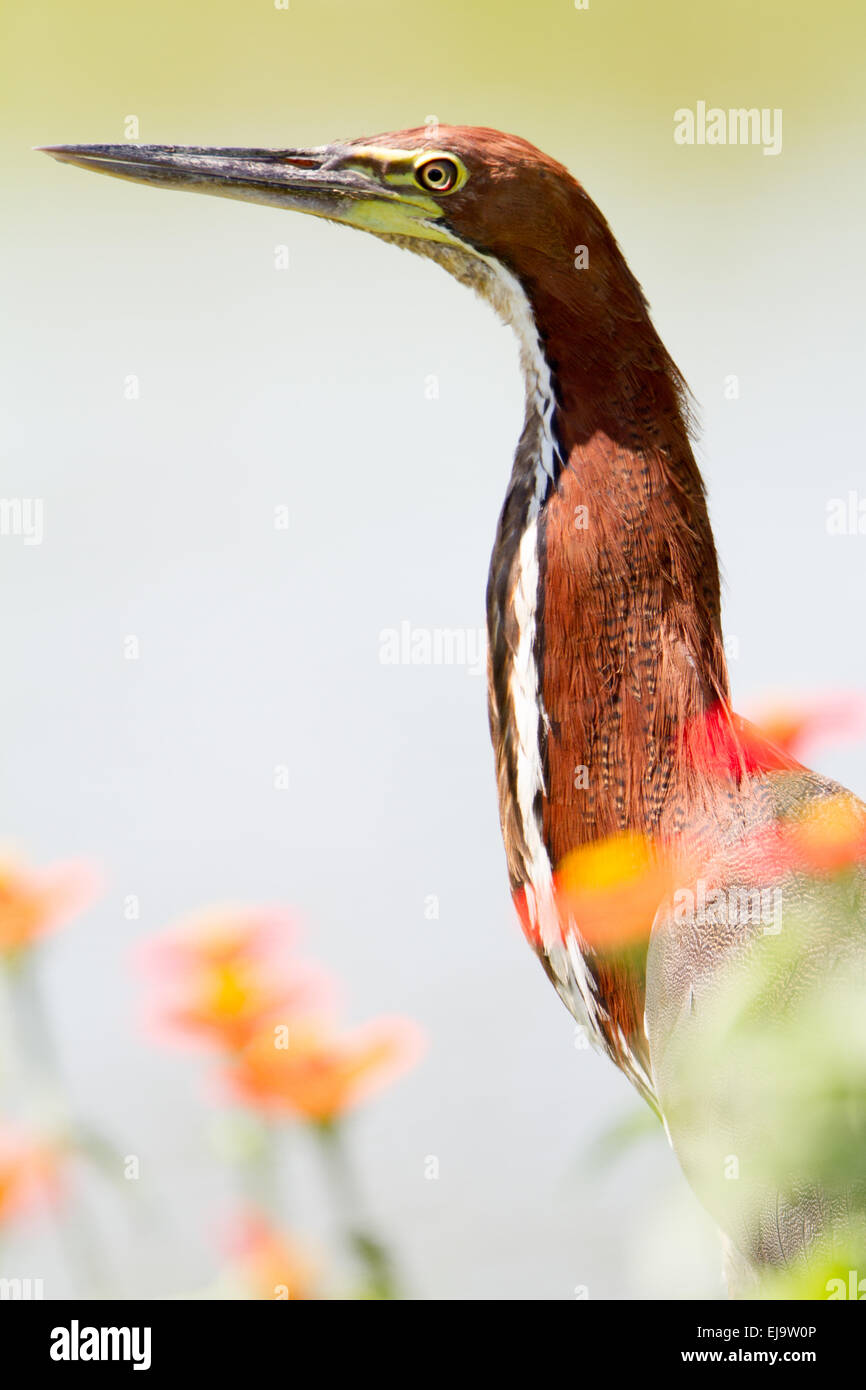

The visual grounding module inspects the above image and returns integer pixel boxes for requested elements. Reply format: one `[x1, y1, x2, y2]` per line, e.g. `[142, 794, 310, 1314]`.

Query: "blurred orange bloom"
[224, 1015, 427, 1122]
[738, 795, 866, 879]
[553, 832, 676, 954]
[223, 1208, 317, 1300]
[781, 795, 866, 873]
[137, 908, 335, 1052]
[751, 694, 866, 759]
[687, 794, 866, 891]
[0, 852, 99, 957]
[0, 1127, 65, 1224]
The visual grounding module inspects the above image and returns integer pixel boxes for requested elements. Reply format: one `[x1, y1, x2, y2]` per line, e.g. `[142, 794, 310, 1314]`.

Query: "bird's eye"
[415, 156, 460, 193]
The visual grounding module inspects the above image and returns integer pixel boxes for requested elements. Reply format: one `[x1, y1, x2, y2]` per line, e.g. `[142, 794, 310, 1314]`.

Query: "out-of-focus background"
[0, 0, 864, 1299]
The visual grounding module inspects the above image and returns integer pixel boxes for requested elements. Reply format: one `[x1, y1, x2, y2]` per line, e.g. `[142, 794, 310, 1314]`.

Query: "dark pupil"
[423, 161, 453, 189]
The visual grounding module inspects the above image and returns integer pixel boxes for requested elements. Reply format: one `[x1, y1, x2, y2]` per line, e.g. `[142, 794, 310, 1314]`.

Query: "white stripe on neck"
[473, 255, 601, 1028]
[395, 229, 604, 1031]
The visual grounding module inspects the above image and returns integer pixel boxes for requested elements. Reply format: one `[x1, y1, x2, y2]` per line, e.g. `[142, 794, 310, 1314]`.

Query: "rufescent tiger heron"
[44, 129, 866, 1296]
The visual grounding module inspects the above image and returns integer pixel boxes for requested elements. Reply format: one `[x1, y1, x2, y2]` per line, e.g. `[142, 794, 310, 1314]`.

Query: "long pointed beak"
[38, 142, 408, 222]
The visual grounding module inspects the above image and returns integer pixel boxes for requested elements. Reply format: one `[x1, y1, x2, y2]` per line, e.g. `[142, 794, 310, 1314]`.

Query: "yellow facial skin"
[327, 146, 470, 244]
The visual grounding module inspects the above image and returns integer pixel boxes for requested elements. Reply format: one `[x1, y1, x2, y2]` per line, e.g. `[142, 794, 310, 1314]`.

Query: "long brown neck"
[469, 158, 735, 1100]
[487, 226, 730, 892]
[540, 399, 730, 866]
[484, 251, 729, 1104]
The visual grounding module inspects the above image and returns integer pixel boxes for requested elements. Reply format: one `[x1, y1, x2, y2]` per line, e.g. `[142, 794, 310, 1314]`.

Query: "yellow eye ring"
[414, 154, 464, 194]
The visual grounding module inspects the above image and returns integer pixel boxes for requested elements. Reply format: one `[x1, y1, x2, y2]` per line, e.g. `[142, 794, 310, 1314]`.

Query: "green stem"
[4, 952, 62, 1089]
[313, 1119, 400, 1299]
[2, 952, 112, 1297]
[239, 1116, 286, 1223]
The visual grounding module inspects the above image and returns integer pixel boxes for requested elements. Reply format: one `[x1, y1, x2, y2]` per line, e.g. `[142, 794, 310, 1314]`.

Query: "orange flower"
[0, 852, 99, 957]
[224, 1015, 426, 1122]
[786, 797, 866, 872]
[0, 1127, 64, 1224]
[137, 908, 335, 1052]
[773, 795, 866, 876]
[223, 1208, 317, 1300]
[751, 694, 866, 759]
[697, 795, 866, 887]
[553, 831, 676, 954]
